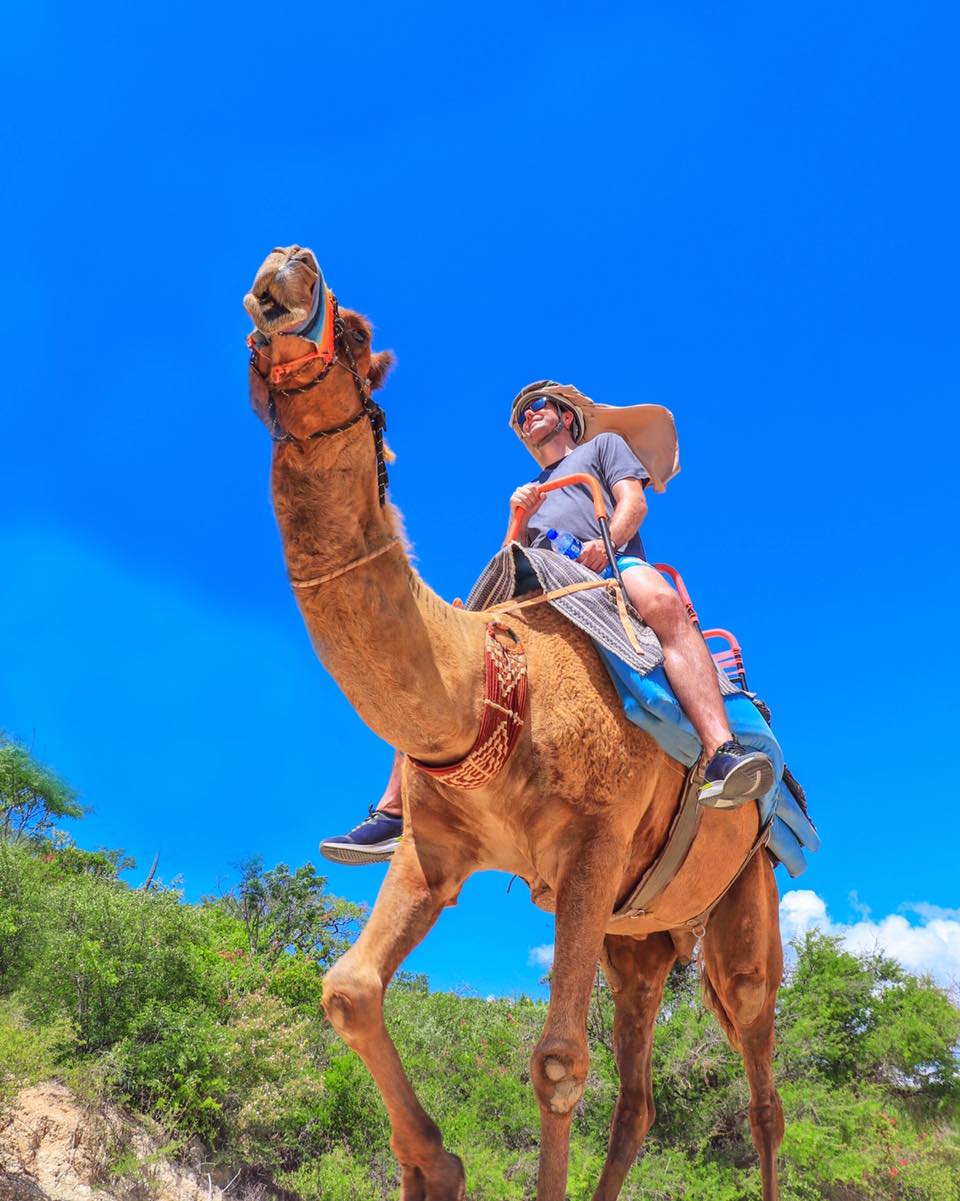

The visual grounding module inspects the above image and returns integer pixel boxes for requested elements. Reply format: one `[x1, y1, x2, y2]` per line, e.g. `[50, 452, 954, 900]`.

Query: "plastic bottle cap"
[547, 529, 558, 540]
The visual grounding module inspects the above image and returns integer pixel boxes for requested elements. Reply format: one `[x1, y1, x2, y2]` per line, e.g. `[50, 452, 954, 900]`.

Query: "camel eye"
[350, 328, 368, 346]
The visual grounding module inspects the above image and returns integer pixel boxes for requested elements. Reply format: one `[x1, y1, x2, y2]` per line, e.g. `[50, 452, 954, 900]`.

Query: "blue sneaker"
[699, 741, 775, 810]
[320, 807, 403, 865]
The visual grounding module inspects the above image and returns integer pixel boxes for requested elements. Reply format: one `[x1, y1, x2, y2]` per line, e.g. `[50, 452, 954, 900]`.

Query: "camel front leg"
[592, 932, 677, 1201]
[531, 828, 626, 1201]
[322, 836, 470, 1201]
[701, 851, 784, 1201]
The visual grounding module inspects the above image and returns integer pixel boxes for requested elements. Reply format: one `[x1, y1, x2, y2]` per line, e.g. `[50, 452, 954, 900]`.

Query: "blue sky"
[2, 2, 958, 995]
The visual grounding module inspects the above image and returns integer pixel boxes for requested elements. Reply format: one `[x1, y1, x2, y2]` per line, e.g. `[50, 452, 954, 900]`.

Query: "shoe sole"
[700, 757, 776, 811]
[319, 838, 401, 866]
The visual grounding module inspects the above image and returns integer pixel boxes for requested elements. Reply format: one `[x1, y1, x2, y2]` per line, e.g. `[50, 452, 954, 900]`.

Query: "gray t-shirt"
[526, 433, 650, 559]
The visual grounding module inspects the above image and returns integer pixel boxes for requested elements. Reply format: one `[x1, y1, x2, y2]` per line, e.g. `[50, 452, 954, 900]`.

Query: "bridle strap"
[249, 297, 390, 506]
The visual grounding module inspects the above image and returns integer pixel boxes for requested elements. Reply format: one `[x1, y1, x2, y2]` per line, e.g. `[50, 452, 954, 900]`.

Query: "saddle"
[466, 545, 819, 896]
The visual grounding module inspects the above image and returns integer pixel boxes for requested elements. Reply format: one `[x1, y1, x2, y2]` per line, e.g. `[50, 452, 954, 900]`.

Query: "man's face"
[520, 399, 572, 446]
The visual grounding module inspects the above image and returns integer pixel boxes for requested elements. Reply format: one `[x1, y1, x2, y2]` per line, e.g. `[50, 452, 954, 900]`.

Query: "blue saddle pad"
[598, 648, 819, 877]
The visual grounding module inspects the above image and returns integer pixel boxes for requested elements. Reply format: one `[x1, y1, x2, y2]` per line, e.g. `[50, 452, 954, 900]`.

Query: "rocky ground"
[0, 1084, 231, 1201]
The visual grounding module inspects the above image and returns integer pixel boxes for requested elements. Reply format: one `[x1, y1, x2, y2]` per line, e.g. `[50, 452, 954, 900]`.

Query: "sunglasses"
[518, 396, 552, 426]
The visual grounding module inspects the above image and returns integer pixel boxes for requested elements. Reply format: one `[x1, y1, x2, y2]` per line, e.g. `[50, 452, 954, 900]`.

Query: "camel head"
[244, 245, 394, 444]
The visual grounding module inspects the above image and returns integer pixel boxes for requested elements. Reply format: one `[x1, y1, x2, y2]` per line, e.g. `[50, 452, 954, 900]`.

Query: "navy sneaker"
[699, 741, 775, 810]
[320, 808, 403, 865]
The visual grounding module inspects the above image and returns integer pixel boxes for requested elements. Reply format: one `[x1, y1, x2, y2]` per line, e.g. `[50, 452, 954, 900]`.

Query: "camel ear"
[368, 349, 395, 392]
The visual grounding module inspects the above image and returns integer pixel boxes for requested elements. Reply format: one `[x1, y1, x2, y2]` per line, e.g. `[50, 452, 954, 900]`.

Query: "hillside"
[1, 739, 958, 1200]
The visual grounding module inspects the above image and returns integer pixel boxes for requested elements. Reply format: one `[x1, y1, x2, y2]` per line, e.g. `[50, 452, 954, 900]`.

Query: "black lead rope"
[335, 312, 389, 507]
[597, 515, 627, 595]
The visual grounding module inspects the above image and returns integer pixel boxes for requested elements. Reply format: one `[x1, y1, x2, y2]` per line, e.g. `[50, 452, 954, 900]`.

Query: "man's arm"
[577, 477, 647, 572]
[505, 483, 544, 545]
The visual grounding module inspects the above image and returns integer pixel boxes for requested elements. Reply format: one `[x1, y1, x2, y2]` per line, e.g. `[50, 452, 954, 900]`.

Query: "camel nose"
[273, 263, 299, 299]
[275, 253, 320, 308]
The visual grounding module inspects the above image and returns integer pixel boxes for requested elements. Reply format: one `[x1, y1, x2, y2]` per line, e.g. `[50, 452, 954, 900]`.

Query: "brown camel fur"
[243, 246, 786, 1201]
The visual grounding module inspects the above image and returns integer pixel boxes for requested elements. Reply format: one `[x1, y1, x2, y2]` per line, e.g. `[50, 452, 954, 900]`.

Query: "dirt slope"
[0, 1083, 227, 1201]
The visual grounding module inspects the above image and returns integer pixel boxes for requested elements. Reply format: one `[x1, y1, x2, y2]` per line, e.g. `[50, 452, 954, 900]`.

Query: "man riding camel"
[320, 381, 774, 865]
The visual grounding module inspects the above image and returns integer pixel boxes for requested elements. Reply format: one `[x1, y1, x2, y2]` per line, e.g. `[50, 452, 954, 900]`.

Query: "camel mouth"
[244, 246, 323, 337]
[260, 293, 291, 323]
[243, 287, 313, 336]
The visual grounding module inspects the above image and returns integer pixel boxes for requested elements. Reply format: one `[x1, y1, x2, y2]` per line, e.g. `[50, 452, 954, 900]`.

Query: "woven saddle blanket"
[466, 544, 737, 695]
[466, 545, 819, 877]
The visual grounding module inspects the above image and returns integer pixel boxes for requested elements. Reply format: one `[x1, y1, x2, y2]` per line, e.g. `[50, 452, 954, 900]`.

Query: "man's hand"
[509, 483, 544, 519]
[577, 538, 609, 573]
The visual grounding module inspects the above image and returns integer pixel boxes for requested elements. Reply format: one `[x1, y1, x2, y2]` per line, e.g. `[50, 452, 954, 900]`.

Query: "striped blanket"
[466, 544, 737, 695]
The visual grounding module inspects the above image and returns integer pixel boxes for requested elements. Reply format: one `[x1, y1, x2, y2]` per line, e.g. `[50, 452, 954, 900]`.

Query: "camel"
[242, 245, 785, 1201]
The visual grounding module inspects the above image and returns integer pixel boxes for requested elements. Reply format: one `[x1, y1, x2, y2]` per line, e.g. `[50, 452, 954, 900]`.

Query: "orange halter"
[246, 270, 338, 387]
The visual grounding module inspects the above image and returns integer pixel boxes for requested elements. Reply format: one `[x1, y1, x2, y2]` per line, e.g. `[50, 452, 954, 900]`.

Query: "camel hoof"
[427, 1151, 465, 1201]
[439, 1152, 466, 1201]
[399, 1151, 465, 1201]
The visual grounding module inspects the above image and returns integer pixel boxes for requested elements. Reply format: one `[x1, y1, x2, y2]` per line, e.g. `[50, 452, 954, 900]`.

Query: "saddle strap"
[409, 622, 528, 790]
[613, 758, 775, 933]
[613, 760, 705, 920]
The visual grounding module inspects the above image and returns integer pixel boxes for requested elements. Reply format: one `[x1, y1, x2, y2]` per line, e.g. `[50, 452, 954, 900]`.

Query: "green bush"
[1, 740, 957, 1200]
[14, 868, 229, 1051]
[0, 997, 75, 1103]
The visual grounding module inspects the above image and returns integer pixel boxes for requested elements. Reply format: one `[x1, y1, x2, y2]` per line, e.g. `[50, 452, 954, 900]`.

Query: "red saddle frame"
[654, 563, 749, 692]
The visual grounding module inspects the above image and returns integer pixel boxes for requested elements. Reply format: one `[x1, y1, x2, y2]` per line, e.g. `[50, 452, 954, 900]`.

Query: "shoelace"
[713, 740, 745, 758]
[359, 807, 399, 827]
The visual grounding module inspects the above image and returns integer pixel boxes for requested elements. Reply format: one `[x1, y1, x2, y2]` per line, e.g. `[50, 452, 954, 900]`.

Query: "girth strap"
[613, 761, 705, 920]
[613, 759, 774, 931]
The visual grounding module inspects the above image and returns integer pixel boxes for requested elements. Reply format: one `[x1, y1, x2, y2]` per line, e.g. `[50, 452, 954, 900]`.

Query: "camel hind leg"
[592, 931, 677, 1201]
[322, 834, 471, 1201]
[700, 849, 785, 1201]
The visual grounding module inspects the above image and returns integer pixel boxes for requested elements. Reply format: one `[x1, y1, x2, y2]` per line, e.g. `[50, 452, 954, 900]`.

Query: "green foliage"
[277, 1146, 386, 1201]
[214, 856, 364, 969]
[778, 933, 960, 1103]
[44, 844, 137, 877]
[0, 765, 957, 1201]
[0, 997, 75, 1103]
[10, 859, 229, 1052]
[864, 970, 960, 1099]
[0, 736, 84, 844]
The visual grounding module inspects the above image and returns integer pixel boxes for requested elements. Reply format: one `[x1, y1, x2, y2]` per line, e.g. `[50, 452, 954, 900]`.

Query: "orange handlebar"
[504, 473, 608, 545]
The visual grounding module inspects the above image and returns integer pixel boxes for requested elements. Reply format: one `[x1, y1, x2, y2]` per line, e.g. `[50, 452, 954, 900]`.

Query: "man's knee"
[623, 570, 685, 630]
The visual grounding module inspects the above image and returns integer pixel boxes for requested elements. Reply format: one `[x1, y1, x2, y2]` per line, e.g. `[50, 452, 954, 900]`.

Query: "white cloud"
[779, 889, 829, 940]
[528, 895, 960, 990]
[780, 890, 960, 988]
[529, 943, 555, 970]
[902, 901, 960, 922]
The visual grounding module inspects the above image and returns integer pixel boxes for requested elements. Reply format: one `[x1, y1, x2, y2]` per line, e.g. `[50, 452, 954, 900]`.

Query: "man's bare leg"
[376, 749, 404, 817]
[617, 564, 774, 805]
[620, 566, 731, 756]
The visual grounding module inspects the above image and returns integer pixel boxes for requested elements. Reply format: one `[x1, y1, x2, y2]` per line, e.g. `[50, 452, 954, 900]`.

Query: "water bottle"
[547, 529, 583, 560]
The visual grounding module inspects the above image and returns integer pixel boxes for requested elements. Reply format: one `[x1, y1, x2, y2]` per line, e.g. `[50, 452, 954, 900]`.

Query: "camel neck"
[269, 427, 482, 763]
